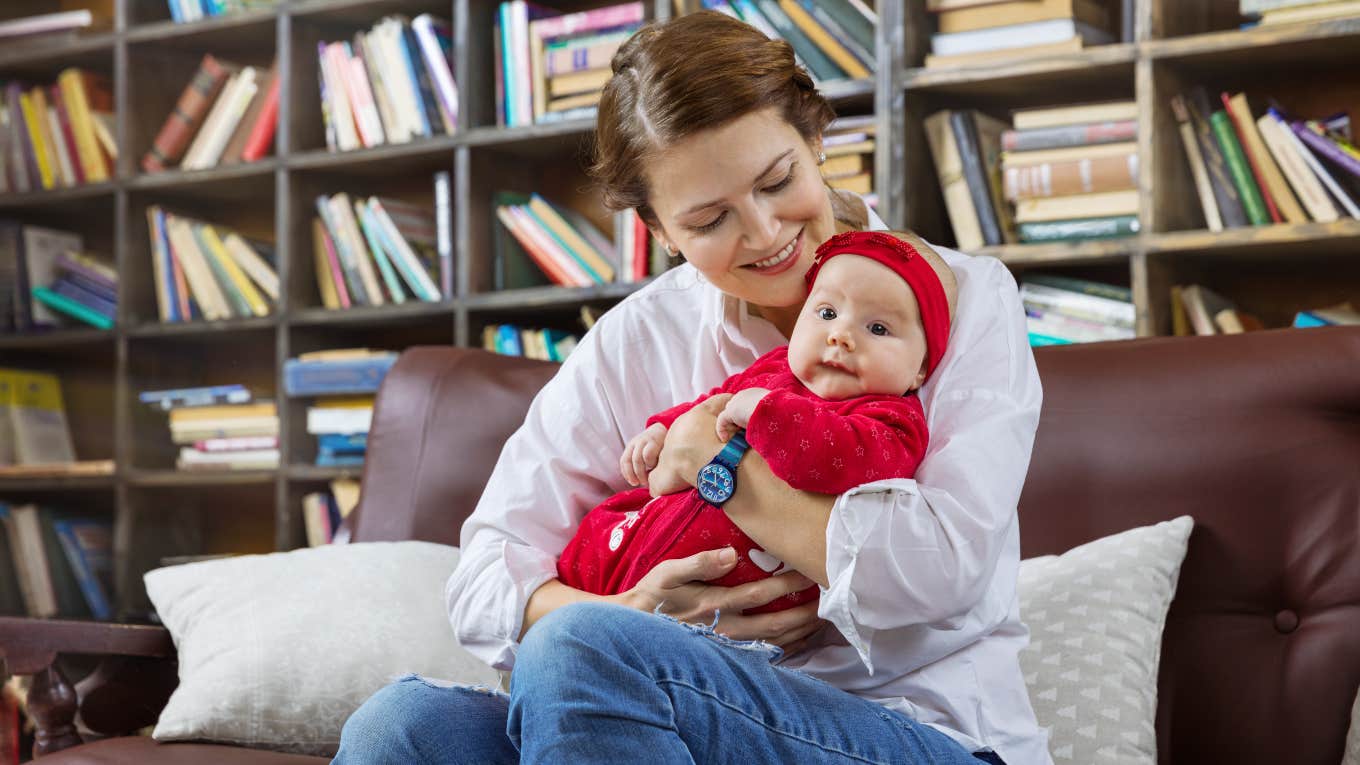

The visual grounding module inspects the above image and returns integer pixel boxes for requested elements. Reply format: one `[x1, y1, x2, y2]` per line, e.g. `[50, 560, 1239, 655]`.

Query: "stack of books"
[302, 477, 359, 547]
[481, 324, 581, 361]
[317, 15, 457, 152]
[1003, 101, 1140, 243]
[0, 70, 116, 193]
[312, 185, 448, 308]
[699, 0, 875, 85]
[145, 206, 278, 323]
[0, 369, 77, 467]
[924, 109, 1014, 250]
[1169, 284, 1264, 336]
[1242, 0, 1360, 25]
[1293, 302, 1360, 328]
[139, 384, 279, 471]
[925, 0, 1116, 68]
[496, 2, 645, 127]
[493, 192, 617, 288]
[1171, 88, 1360, 232]
[0, 502, 113, 620]
[284, 349, 399, 467]
[2, 223, 115, 333]
[140, 54, 279, 174]
[31, 251, 118, 331]
[823, 115, 877, 203]
[1019, 274, 1135, 346]
[166, 0, 277, 24]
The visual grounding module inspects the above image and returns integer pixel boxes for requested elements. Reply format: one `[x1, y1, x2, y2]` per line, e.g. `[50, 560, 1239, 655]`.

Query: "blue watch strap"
[715, 430, 750, 470]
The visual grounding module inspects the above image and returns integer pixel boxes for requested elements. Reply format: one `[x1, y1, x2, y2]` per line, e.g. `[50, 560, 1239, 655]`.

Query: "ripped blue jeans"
[333, 602, 994, 764]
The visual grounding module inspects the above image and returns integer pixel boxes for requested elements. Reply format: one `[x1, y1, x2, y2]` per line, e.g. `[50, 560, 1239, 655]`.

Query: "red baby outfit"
[556, 345, 929, 614]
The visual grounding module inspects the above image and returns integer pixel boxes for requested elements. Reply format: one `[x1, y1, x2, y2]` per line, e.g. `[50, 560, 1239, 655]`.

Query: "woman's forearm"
[720, 449, 833, 588]
[520, 578, 634, 640]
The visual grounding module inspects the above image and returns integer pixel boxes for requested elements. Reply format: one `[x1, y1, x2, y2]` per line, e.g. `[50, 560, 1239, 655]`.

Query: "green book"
[31, 286, 113, 330]
[355, 202, 407, 305]
[1017, 215, 1141, 245]
[1210, 110, 1269, 226]
[755, 0, 846, 82]
[189, 223, 251, 317]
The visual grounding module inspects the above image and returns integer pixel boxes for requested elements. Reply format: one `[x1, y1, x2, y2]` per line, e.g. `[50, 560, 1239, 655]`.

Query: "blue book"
[495, 324, 523, 356]
[284, 353, 399, 397]
[52, 277, 116, 318]
[61, 269, 117, 304]
[53, 519, 113, 621]
[316, 453, 366, 467]
[1292, 312, 1332, 328]
[139, 384, 252, 410]
[167, 0, 183, 23]
[318, 433, 367, 453]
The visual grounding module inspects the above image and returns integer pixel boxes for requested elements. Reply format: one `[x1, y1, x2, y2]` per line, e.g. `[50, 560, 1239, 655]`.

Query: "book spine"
[317, 218, 352, 308]
[413, 15, 460, 133]
[950, 111, 1003, 246]
[1019, 282, 1135, 327]
[799, 0, 874, 71]
[354, 202, 407, 304]
[1280, 120, 1360, 218]
[923, 111, 984, 251]
[435, 170, 453, 299]
[142, 54, 230, 173]
[545, 34, 626, 75]
[18, 91, 54, 189]
[403, 24, 449, 134]
[368, 198, 441, 301]
[531, 2, 643, 39]
[49, 86, 85, 185]
[778, 0, 870, 78]
[53, 522, 111, 620]
[240, 73, 279, 162]
[1186, 91, 1248, 228]
[1002, 120, 1138, 152]
[1004, 152, 1138, 200]
[1210, 110, 1269, 225]
[1017, 215, 1140, 243]
[315, 196, 369, 304]
[1221, 92, 1291, 223]
[315, 42, 337, 152]
[756, 0, 846, 81]
[53, 278, 115, 317]
[1257, 114, 1337, 223]
[31, 286, 113, 329]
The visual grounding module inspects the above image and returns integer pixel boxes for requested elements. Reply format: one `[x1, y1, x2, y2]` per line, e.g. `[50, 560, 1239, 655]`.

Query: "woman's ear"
[646, 221, 677, 256]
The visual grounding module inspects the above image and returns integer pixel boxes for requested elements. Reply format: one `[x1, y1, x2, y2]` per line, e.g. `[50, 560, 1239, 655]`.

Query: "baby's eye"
[818, 307, 836, 320]
[869, 323, 889, 336]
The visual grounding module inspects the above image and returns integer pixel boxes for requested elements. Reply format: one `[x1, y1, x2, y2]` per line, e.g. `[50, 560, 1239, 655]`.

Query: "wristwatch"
[696, 430, 750, 507]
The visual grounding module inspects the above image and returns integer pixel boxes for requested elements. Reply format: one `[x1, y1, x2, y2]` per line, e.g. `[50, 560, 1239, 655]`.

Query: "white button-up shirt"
[447, 224, 1052, 764]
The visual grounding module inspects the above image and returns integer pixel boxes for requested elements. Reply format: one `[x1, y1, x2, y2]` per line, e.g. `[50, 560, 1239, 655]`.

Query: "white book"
[931, 19, 1113, 56]
[0, 10, 92, 39]
[1019, 282, 1136, 328]
[329, 193, 386, 305]
[6, 505, 57, 618]
[378, 18, 429, 139]
[342, 42, 385, 148]
[178, 446, 280, 464]
[307, 406, 373, 435]
[194, 67, 258, 169]
[322, 43, 361, 151]
[1256, 114, 1339, 223]
[413, 14, 459, 133]
[222, 233, 280, 301]
[510, 1, 533, 127]
[44, 107, 75, 187]
[181, 70, 243, 170]
[21, 225, 84, 326]
[165, 217, 232, 320]
[358, 29, 406, 144]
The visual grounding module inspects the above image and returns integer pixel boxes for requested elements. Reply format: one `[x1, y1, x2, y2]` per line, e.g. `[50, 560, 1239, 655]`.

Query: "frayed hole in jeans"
[397, 674, 509, 698]
[651, 606, 785, 662]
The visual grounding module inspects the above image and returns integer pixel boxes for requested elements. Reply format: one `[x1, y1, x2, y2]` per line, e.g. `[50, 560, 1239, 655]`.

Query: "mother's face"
[644, 107, 837, 312]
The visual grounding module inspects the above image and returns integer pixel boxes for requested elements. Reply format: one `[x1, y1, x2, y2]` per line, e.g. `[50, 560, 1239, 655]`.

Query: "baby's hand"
[716, 388, 771, 442]
[620, 422, 668, 487]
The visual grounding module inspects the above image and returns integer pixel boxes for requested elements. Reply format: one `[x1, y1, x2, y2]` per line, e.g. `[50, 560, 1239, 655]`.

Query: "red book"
[632, 211, 648, 281]
[1220, 92, 1282, 224]
[48, 84, 85, 185]
[142, 54, 233, 173]
[240, 74, 279, 163]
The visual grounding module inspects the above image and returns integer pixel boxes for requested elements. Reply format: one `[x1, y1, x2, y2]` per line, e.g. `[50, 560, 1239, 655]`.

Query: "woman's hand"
[617, 547, 828, 654]
[648, 394, 732, 497]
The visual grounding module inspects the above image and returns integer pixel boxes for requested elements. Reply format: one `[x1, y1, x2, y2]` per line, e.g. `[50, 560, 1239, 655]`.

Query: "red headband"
[804, 231, 951, 381]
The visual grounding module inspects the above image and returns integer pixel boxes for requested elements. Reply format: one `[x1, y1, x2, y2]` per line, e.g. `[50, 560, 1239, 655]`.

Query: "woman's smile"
[743, 229, 803, 275]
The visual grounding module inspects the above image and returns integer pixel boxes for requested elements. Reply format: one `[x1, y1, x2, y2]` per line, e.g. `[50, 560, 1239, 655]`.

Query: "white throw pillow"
[1018, 516, 1193, 763]
[145, 541, 499, 756]
[1344, 687, 1360, 765]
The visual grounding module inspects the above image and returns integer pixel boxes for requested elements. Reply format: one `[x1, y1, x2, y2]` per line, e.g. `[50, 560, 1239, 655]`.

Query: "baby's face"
[788, 254, 929, 400]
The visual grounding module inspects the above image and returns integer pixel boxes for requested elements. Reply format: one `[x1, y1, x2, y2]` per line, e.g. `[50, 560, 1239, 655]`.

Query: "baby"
[557, 230, 959, 614]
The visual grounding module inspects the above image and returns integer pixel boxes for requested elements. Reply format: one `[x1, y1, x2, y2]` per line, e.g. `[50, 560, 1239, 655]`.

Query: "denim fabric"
[335, 602, 994, 764]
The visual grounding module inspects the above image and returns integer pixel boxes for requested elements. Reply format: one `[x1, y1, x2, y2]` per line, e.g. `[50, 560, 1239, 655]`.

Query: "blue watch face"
[697, 463, 735, 505]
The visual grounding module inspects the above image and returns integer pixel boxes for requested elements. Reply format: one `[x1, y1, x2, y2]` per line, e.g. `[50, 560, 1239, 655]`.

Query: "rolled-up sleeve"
[445, 323, 641, 671]
[818, 269, 1042, 674]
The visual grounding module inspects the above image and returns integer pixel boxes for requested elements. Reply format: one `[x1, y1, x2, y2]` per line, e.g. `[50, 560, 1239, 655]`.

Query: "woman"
[336, 11, 1048, 765]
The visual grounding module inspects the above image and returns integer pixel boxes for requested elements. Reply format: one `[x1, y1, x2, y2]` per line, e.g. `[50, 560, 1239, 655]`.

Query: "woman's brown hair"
[590, 10, 836, 226]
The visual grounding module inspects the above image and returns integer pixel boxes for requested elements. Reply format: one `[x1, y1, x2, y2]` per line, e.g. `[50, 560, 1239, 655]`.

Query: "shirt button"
[1273, 610, 1299, 634]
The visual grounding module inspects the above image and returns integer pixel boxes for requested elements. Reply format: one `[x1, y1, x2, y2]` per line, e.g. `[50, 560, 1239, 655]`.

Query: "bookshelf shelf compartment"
[127, 163, 279, 195]
[1147, 18, 1360, 63]
[904, 44, 1139, 98]
[0, 32, 116, 73]
[0, 183, 116, 211]
[0, 329, 115, 351]
[465, 281, 645, 312]
[287, 138, 460, 174]
[288, 302, 456, 328]
[124, 470, 278, 488]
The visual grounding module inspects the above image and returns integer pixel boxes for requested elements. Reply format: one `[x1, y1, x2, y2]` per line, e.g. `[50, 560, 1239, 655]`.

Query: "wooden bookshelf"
[1, 0, 1357, 617]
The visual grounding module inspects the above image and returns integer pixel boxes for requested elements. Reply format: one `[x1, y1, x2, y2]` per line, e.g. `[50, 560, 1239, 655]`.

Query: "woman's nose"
[743, 207, 781, 251]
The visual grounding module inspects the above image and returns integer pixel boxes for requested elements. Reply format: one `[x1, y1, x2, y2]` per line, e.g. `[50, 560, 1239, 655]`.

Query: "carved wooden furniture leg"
[29, 662, 82, 756]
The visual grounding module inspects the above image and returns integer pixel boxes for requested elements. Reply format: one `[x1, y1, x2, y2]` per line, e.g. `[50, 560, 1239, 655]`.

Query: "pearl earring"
[817, 151, 826, 165]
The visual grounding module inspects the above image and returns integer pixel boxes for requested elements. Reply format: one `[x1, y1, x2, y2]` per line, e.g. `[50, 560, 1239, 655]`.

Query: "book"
[311, 218, 345, 309]
[284, 353, 399, 397]
[435, 170, 454, 299]
[1019, 281, 1136, 328]
[32, 286, 113, 329]
[1014, 189, 1139, 223]
[315, 196, 369, 305]
[222, 233, 279, 302]
[1293, 119, 1360, 181]
[1272, 111, 1360, 218]
[3, 504, 58, 617]
[936, 0, 1110, 35]
[1186, 89, 1248, 228]
[367, 197, 442, 301]
[183, 65, 259, 170]
[931, 18, 1112, 56]
[143, 54, 235, 173]
[53, 518, 113, 620]
[950, 110, 1004, 246]
[1012, 99, 1137, 131]
[1179, 284, 1238, 336]
[353, 200, 407, 304]
[413, 14, 459, 133]
[222, 58, 278, 165]
[140, 384, 252, 410]
[0, 511, 25, 615]
[924, 110, 984, 250]
[1004, 149, 1138, 200]
[1209, 108, 1268, 226]
[0, 11, 95, 39]
[1017, 214, 1140, 243]
[1259, 0, 1360, 24]
[15, 225, 83, 328]
[526, 194, 615, 282]
[1256, 112, 1338, 222]
[307, 405, 374, 435]
[1002, 120, 1137, 152]
[1223, 92, 1305, 224]
[165, 216, 232, 320]
[56, 69, 111, 183]
[1170, 95, 1224, 232]
[755, 0, 846, 81]
[778, 0, 871, 78]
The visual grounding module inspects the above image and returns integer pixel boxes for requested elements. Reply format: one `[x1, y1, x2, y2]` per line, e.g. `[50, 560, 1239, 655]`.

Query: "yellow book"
[312, 218, 340, 310]
[223, 233, 279, 302]
[169, 401, 277, 425]
[312, 395, 375, 409]
[1014, 189, 1140, 223]
[165, 217, 231, 320]
[201, 225, 270, 316]
[18, 91, 55, 189]
[546, 68, 612, 98]
[57, 68, 109, 183]
[827, 171, 872, 195]
[527, 195, 615, 282]
[825, 139, 875, 157]
[6, 369, 76, 464]
[778, 0, 871, 79]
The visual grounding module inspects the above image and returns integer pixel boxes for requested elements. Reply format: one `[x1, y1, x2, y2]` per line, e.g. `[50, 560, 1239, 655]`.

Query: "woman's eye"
[869, 323, 889, 336]
[693, 211, 727, 233]
[764, 168, 795, 193]
[818, 307, 836, 320]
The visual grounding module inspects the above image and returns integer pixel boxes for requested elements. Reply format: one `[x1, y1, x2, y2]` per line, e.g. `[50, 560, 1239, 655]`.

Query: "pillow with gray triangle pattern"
[1018, 516, 1193, 763]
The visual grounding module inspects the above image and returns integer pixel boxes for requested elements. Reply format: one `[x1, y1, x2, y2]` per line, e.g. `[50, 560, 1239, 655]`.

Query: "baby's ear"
[908, 360, 928, 392]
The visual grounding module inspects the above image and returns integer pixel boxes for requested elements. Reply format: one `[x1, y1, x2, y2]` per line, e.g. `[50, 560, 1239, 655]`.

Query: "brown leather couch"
[5, 326, 1359, 764]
